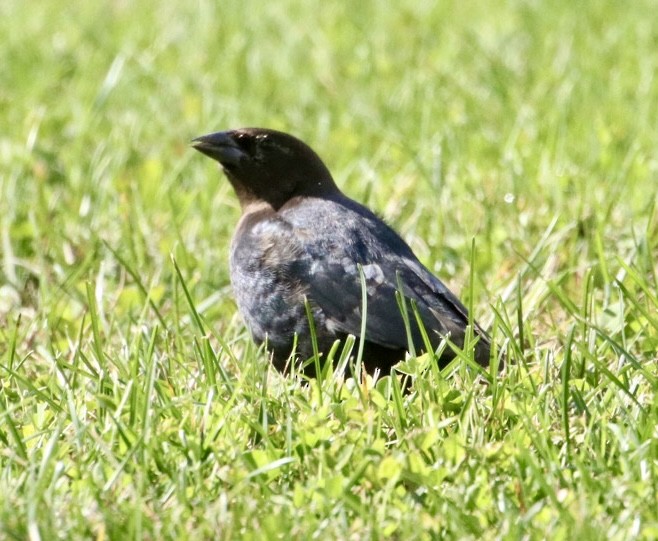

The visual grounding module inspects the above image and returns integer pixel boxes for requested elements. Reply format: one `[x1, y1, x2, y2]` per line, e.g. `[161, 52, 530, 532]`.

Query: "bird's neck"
[236, 176, 340, 212]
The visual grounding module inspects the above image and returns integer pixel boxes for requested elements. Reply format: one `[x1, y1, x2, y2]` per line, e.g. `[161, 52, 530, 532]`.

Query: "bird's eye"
[234, 134, 256, 155]
[256, 135, 274, 150]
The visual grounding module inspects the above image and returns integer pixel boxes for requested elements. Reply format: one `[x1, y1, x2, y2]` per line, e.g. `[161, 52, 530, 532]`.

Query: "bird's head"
[192, 128, 338, 210]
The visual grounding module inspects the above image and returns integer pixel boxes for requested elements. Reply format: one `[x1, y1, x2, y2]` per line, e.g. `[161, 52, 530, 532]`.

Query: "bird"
[192, 127, 494, 377]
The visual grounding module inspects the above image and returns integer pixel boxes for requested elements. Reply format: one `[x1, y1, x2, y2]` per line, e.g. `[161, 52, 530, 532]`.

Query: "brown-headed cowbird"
[192, 128, 493, 376]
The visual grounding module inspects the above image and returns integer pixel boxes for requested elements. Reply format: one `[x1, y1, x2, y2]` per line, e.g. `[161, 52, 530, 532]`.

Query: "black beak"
[191, 131, 245, 167]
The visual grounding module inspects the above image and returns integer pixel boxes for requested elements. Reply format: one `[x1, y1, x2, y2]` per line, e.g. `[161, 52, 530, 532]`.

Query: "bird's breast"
[228, 217, 311, 350]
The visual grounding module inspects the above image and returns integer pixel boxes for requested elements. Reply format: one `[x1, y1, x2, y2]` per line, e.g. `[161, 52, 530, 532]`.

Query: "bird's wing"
[296, 234, 470, 351]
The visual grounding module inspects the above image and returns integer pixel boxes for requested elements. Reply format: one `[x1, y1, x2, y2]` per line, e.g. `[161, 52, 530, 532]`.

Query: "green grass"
[1, 0, 658, 539]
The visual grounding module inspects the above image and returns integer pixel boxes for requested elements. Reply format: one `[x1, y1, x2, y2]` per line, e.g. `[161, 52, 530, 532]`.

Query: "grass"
[1, 0, 657, 539]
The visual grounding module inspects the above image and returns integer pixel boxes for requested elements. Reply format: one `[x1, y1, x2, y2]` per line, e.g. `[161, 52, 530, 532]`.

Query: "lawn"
[1, 0, 657, 539]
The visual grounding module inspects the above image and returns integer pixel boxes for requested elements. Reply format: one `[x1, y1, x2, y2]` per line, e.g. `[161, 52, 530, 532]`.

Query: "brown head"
[192, 128, 339, 210]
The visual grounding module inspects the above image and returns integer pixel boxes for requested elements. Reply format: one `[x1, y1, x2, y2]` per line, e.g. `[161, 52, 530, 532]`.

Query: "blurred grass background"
[1, 0, 657, 539]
